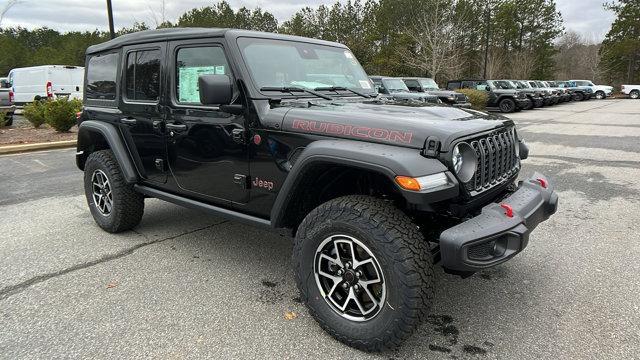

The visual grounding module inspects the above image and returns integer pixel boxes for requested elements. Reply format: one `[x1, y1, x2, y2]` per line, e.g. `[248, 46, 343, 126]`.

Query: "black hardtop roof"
[86, 28, 347, 55]
[402, 77, 434, 80]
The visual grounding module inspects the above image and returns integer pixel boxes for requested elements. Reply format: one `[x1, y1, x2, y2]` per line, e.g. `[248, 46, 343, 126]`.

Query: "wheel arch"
[76, 120, 138, 183]
[270, 140, 451, 231]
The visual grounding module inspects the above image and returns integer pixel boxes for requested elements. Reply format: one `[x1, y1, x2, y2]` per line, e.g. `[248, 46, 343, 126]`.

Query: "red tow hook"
[500, 203, 514, 218]
[536, 178, 548, 189]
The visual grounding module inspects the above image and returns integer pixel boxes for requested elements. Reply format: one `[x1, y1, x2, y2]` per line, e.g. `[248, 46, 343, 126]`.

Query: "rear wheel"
[83, 150, 144, 233]
[630, 90, 639, 99]
[293, 195, 434, 351]
[498, 98, 516, 113]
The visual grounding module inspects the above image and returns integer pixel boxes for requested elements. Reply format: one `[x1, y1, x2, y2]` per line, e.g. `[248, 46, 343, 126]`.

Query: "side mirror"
[198, 74, 232, 105]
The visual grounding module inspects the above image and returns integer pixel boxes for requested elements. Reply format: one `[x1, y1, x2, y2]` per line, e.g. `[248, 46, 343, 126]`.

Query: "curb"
[0, 140, 77, 155]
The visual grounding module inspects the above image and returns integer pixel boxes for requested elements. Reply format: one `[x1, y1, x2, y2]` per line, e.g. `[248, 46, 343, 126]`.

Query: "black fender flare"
[76, 120, 138, 183]
[270, 139, 454, 228]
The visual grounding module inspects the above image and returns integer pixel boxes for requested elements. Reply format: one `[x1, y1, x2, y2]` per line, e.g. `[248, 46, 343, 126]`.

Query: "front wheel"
[630, 90, 639, 99]
[84, 150, 144, 233]
[293, 196, 434, 351]
[499, 98, 516, 113]
[595, 91, 605, 100]
[573, 92, 584, 101]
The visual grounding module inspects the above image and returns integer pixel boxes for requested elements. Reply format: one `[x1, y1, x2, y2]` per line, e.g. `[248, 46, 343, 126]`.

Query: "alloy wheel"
[314, 234, 386, 322]
[91, 169, 113, 216]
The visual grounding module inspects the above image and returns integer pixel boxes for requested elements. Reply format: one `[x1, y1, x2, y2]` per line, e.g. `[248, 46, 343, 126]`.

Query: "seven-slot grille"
[465, 127, 519, 194]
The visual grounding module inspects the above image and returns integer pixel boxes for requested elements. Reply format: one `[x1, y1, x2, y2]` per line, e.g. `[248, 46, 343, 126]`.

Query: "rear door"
[164, 39, 249, 205]
[118, 43, 168, 184]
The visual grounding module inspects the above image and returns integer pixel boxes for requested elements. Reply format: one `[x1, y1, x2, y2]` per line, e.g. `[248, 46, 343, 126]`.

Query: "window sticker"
[178, 66, 217, 103]
[359, 80, 372, 89]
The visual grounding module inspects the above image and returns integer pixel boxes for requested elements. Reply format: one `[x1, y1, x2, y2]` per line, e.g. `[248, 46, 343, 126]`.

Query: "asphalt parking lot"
[1, 99, 639, 359]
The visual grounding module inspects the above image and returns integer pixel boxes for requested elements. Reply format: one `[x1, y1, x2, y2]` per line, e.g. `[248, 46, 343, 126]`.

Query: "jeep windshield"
[237, 37, 376, 98]
[382, 78, 410, 92]
[488, 80, 515, 90]
[418, 78, 439, 91]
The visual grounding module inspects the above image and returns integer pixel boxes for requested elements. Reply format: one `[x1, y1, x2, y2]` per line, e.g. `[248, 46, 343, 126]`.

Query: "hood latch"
[422, 136, 441, 158]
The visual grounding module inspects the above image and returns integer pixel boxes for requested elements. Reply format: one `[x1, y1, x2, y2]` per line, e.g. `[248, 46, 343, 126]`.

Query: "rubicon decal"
[252, 177, 274, 191]
[292, 119, 413, 144]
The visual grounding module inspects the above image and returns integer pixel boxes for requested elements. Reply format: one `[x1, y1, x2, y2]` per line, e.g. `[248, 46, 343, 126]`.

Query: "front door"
[118, 43, 167, 183]
[165, 40, 249, 205]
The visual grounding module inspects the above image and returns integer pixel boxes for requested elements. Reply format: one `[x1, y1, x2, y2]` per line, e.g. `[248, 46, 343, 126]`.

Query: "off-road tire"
[595, 91, 605, 100]
[293, 195, 434, 351]
[84, 150, 144, 233]
[499, 98, 516, 113]
[573, 92, 584, 101]
[630, 90, 639, 100]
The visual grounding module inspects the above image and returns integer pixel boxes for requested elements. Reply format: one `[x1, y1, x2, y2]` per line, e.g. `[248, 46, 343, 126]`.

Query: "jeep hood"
[279, 102, 512, 150]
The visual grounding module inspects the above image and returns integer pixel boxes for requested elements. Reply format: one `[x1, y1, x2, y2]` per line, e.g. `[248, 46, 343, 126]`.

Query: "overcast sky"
[0, 0, 617, 41]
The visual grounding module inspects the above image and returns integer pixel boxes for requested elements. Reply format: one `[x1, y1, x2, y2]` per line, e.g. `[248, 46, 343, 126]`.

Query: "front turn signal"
[395, 176, 421, 191]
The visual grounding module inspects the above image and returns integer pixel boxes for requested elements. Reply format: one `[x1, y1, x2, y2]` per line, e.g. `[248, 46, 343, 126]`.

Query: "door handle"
[166, 123, 187, 132]
[120, 117, 137, 125]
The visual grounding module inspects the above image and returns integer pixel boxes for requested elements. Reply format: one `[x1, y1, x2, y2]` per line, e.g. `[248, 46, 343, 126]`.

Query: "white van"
[8, 65, 84, 104]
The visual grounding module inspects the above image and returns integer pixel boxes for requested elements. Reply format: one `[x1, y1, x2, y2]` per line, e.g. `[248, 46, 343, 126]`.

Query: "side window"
[175, 46, 229, 104]
[447, 81, 461, 90]
[405, 80, 419, 90]
[125, 49, 161, 102]
[86, 53, 118, 100]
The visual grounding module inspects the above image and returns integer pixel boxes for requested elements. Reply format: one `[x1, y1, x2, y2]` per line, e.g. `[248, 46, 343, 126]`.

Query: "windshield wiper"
[313, 86, 375, 98]
[259, 86, 334, 100]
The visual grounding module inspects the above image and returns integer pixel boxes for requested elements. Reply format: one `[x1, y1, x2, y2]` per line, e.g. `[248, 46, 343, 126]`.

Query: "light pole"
[106, 0, 115, 39]
[483, 6, 490, 79]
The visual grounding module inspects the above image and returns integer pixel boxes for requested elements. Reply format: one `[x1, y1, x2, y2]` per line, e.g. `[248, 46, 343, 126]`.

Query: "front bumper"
[452, 102, 472, 109]
[439, 172, 558, 272]
[516, 98, 530, 109]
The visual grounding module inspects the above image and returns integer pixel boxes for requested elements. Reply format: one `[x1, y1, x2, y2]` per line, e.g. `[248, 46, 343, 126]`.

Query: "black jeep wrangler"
[369, 76, 440, 104]
[446, 79, 531, 113]
[402, 77, 471, 108]
[77, 29, 558, 351]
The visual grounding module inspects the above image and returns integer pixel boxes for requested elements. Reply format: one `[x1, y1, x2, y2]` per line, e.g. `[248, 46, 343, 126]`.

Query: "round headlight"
[452, 142, 477, 183]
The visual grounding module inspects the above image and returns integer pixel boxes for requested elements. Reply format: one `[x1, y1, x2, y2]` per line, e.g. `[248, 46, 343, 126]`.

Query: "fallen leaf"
[284, 311, 298, 320]
[106, 281, 118, 289]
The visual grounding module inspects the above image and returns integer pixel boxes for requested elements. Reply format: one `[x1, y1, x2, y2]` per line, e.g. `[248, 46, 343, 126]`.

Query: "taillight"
[8, 90, 14, 103]
[46, 81, 53, 98]
[76, 111, 83, 121]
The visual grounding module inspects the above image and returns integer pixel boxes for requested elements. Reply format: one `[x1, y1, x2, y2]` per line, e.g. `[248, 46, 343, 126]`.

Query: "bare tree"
[399, 0, 473, 81]
[147, 0, 167, 28]
[0, 0, 21, 26]
[509, 50, 536, 79]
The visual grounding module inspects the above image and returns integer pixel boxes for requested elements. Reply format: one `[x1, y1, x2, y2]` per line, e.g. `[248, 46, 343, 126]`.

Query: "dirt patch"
[0, 124, 77, 146]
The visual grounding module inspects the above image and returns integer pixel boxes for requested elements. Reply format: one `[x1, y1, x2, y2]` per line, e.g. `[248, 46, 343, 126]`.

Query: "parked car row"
[445, 79, 604, 113]
[3, 65, 84, 106]
[0, 77, 15, 126]
[621, 84, 640, 99]
[369, 76, 472, 108]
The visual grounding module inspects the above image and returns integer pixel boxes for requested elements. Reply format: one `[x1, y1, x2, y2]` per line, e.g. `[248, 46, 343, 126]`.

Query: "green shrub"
[23, 100, 47, 128]
[0, 109, 7, 127]
[456, 89, 488, 110]
[44, 98, 82, 132]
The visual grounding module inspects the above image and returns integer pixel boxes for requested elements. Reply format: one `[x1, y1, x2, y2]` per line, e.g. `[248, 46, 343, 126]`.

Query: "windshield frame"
[418, 78, 439, 91]
[236, 36, 377, 99]
[382, 78, 410, 93]
[488, 80, 515, 90]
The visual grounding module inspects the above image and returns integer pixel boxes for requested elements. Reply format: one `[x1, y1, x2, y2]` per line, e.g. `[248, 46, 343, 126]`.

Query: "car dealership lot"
[0, 99, 638, 359]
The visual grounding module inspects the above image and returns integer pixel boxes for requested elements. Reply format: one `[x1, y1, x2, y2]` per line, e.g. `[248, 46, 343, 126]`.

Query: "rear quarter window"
[86, 53, 119, 101]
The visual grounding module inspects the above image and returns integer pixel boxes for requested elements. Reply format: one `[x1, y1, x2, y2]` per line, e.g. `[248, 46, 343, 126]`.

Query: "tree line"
[0, 0, 638, 86]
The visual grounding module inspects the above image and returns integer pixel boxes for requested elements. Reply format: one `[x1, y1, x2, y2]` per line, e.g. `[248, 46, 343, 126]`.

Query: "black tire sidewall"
[299, 219, 402, 342]
[499, 98, 515, 113]
[631, 91, 639, 99]
[84, 156, 117, 229]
